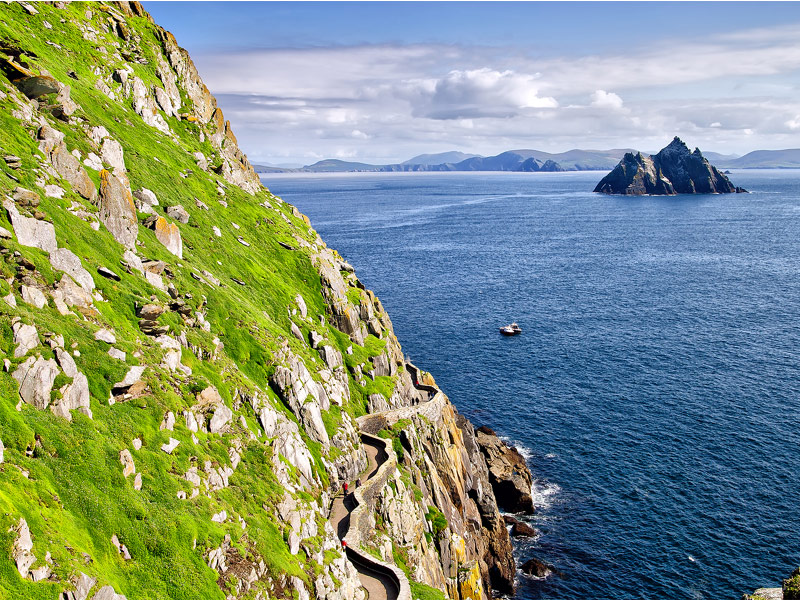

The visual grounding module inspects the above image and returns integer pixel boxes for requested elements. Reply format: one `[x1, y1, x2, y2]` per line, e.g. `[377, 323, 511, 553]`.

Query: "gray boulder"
[56, 275, 94, 310]
[13, 322, 39, 358]
[12, 187, 39, 207]
[3, 198, 57, 254]
[21, 285, 47, 309]
[370, 352, 391, 377]
[99, 169, 138, 249]
[100, 137, 126, 173]
[318, 344, 343, 370]
[13, 355, 60, 409]
[132, 188, 158, 213]
[50, 143, 97, 201]
[14, 75, 59, 98]
[50, 248, 95, 292]
[52, 348, 91, 420]
[166, 204, 189, 224]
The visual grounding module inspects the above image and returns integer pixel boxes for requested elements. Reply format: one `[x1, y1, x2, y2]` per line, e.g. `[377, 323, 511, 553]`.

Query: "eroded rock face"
[13, 355, 60, 409]
[270, 345, 331, 447]
[4, 198, 57, 254]
[475, 426, 534, 514]
[99, 169, 138, 249]
[594, 137, 747, 195]
[50, 248, 95, 292]
[50, 143, 97, 201]
[785, 567, 800, 600]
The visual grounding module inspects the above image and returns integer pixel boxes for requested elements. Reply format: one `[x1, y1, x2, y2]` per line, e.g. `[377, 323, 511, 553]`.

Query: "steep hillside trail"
[327, 362, 439, 600]
[330, 437, 396, 600]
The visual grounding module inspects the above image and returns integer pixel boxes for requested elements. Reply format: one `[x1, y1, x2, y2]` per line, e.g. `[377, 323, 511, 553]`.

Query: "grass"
[0, 2, 412, 598]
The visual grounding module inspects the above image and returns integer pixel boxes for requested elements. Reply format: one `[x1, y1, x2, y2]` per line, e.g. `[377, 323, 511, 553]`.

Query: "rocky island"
[0, 3, 535, 600]
[594, 136, 747, 195]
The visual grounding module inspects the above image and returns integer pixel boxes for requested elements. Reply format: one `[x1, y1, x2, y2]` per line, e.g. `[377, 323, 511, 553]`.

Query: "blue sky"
[145, 2, 800, 164]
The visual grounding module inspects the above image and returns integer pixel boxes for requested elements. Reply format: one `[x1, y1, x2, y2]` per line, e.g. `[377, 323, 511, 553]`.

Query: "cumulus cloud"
[413, 68, 557, 119]
[786, 116, 800, 130]
[590, 90, 624, 110]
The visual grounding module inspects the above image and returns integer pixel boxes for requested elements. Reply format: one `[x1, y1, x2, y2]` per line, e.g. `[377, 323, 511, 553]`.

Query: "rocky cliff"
[743, 567, 800, 600]
[0, 3, 529, 600]
[594, 137, 747, 195]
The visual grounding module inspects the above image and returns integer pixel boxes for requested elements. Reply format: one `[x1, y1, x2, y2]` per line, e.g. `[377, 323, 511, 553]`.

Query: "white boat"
[499, 322, 522, 336]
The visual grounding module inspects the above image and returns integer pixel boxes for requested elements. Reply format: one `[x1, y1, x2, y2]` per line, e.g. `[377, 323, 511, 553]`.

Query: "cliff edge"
[594, 137, 747, 195]
[0, 3, 529, 600]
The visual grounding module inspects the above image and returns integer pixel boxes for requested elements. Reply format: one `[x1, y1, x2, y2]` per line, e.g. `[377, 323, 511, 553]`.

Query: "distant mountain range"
[252, 147, 800, 174]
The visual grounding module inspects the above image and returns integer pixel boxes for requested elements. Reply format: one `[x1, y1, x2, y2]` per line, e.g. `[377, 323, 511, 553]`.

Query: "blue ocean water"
[261, 170, 800, 600]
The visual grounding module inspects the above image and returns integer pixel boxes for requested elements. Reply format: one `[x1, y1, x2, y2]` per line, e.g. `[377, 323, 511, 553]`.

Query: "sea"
[261, 170, 800, 600]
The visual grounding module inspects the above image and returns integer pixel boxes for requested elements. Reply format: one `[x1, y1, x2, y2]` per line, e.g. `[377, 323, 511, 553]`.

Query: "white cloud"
[416, 68, 557, 119]
[334, 148, 358, 158]
[187, 23, 800, 163]
[590, 90, 624, 110]
[786, 116, 800, 130]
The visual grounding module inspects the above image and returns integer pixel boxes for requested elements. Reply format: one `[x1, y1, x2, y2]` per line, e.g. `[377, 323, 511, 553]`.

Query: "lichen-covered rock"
[151, 216, 182, 258]
[14, 75, 59, 98]
[120, 449, 135, 477]
[99, 169, 138, 249]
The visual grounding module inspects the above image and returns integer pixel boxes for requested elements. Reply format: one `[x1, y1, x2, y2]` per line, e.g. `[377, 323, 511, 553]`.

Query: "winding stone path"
[328, 361, 439, 600]
[330, 438, 398, 600]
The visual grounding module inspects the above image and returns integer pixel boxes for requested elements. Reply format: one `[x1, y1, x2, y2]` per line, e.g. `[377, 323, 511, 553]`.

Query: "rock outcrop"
[594, 137, 747, 195]
[98, 169, 137, 249]
[475, 426, 535, 514]
[743, 567, 800, 600]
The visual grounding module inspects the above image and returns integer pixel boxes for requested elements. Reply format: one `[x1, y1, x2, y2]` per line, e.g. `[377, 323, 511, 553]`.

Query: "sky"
[144, 2, 800, 166]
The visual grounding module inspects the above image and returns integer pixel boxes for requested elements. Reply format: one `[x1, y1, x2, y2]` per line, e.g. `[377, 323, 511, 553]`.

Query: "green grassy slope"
[0, 2, 396, 598]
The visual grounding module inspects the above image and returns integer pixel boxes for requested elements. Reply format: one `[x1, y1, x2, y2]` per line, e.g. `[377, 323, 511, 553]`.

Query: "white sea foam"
[497, 436, 560, 509]
[531, 479, 561, 510]
[544, 452, 557, 459]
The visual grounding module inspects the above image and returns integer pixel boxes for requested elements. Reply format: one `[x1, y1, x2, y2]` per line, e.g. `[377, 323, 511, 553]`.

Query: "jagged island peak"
[594, 136, 747, 195]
